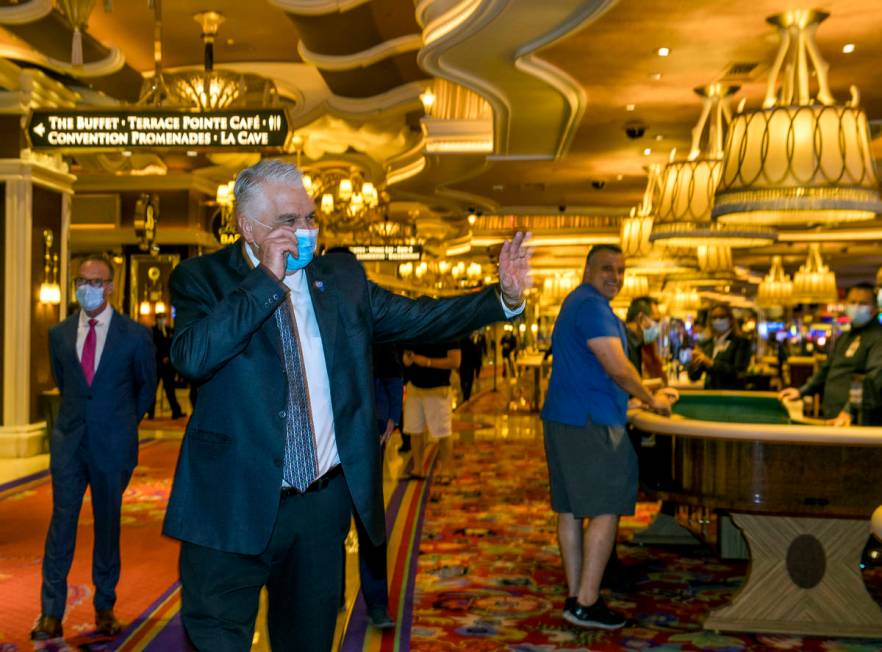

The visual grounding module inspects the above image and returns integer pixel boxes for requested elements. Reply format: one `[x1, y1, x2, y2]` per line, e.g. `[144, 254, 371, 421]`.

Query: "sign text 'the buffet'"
[26, 109, 289, 151]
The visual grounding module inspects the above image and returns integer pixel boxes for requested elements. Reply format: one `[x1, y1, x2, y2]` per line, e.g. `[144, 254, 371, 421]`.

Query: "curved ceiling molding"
[417, 0, 618, 160]
[0, 0, 52, 25]
[267, 0, 372, 16]
[297, 34, 423, 71]
[45, 47, 126, 78]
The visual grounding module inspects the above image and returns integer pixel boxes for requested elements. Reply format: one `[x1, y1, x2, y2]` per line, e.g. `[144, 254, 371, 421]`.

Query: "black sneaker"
[563, 596, 577, 616]
[563, 597, 626, 630]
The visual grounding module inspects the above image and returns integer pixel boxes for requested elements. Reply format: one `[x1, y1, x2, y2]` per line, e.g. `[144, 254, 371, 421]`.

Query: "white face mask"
[711, 318, 731, 334]
[846, 304, 875, 328]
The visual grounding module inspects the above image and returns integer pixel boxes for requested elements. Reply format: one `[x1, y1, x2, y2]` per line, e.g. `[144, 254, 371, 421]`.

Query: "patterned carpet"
[0, 438, 183, 651]
[408, 435, 882, 651]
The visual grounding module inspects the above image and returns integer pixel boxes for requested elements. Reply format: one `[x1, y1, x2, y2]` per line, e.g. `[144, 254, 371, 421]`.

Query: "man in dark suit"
[147, 313, 184, 420]
[32, 256, 156, 641]
[163, 159, 531, 651]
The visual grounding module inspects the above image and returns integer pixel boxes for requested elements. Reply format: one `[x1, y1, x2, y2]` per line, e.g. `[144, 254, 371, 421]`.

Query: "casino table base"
[704, 514, 882, 638]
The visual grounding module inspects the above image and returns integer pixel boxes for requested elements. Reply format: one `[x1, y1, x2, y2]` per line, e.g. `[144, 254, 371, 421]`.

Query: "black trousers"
[180, 473, 351, 652]
[148, 364, 182, 418]
[41, 447, 132, 617]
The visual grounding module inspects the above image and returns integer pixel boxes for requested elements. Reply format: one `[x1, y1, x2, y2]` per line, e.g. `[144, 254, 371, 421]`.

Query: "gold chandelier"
[792, 244, 837, 304]
[651, 84, 777, 248]
[756, 255, 793, 308]
[140, 10, 277, 110]
[302, 167, 387, 233]
[713, 10, 882, 226]
[622, 165, 696, 275]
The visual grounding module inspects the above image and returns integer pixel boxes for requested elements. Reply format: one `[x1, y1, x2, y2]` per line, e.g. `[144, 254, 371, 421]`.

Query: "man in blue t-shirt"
[541, 244, 673, 630]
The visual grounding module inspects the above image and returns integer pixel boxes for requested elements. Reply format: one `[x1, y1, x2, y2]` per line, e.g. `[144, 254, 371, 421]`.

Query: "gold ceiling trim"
[268, 0, 373, 16]
[297, 34, 423, 71]
[417, 0, 614, 160]
[0, 0, 51, 24]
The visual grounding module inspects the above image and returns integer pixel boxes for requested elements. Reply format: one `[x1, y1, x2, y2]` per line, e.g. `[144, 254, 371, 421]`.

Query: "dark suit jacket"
[163, 243, 509, 555]
[48, 310, 156, 473]
[688, 332, 751, 390]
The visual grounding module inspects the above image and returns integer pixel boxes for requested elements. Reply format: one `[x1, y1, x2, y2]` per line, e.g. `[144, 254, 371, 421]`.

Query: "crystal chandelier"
[541, 273, 580, 305]
[713, 9, 882, 226]
[792, 244, 837, 304]
[756, 255, 793, 308]
[651, 84, 776, 248]
[140, 9, 277, 110]
[666, 285, 702, 316]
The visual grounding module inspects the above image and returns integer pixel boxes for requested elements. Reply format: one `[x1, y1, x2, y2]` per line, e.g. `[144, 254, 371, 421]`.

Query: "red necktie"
[82, 318, 97, 385]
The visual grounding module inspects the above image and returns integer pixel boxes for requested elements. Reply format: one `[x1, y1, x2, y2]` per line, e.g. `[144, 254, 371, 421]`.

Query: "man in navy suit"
[163, 159, 532, 651]
[31, 255, 156, 641]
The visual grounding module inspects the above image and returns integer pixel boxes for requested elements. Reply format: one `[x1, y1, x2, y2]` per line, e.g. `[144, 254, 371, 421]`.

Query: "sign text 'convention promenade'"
[26, 109, 290, 151]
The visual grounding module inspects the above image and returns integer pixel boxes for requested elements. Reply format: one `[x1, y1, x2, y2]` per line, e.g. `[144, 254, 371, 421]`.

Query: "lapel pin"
[314, 280, 325, 292]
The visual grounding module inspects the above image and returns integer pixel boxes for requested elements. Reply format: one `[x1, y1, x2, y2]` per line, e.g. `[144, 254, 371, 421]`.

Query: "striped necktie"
[274, 302, 319, 491]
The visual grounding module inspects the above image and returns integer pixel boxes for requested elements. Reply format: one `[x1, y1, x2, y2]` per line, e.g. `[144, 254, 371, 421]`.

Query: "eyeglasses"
[74, 277, 111, 288]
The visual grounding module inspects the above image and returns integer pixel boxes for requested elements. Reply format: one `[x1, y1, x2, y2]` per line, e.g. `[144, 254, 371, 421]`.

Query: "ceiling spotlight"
[626, 104, 636, 112]
[467, 212, 477, 225]
[122, 151, 132, 157]
[655, 134, 664, 141]
[616, 174, 624, 181]
[643, 148, 652, 156]
[842, 43, 855, 54]
[657, 47, 670, 57]
[649, 72, 663, 81]
[186, 150, 198, 157]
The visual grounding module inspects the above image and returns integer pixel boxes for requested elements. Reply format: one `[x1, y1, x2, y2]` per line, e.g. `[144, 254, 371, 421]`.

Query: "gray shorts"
[543, 419, 638, 518]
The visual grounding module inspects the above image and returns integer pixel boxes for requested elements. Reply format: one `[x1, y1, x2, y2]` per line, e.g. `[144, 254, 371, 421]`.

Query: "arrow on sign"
[33, 122, 45, 137]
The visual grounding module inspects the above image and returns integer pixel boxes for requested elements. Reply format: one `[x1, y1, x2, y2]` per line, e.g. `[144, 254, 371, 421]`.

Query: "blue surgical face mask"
[846, 304, 874, 328]
[76, 285, 105, 312]
[285, 228, 319, 272]
[642, 321, 660, 344]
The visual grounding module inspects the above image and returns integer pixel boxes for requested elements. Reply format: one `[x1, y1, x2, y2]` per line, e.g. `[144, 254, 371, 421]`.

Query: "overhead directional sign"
[26, 109, 290, 152]
[347, 245, 422, 262]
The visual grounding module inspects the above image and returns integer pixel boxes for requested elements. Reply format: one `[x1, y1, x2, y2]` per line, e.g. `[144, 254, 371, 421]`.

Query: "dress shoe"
[368, 607, 395, 630]
[30, 614, 63, 640]
[95, 609, 123, 636]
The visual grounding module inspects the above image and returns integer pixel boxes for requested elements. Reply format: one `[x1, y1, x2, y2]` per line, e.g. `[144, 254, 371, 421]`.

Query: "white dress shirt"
[76, 302, 114, 369]
[244, 245, 340, 480]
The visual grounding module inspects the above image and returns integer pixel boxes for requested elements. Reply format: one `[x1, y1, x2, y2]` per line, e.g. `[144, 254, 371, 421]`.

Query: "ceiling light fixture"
[657, 47, 670, 57]
[140, 8, 277, 110]
[651, 83, 777, 248]
[756, 255, 793, 307]
[713, 10, 882, 226]
[643, 148, 652, 156]
[842, 43, 855, 54]
[626, 104, 636, 112]
[792, 244, 837, 304]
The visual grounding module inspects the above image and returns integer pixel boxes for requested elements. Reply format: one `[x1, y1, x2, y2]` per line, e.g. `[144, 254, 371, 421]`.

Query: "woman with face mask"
[687, 303, 752, 389]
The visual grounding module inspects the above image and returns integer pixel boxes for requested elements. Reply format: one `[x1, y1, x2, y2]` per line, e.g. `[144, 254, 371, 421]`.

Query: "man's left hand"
[498, 231, 532, 307]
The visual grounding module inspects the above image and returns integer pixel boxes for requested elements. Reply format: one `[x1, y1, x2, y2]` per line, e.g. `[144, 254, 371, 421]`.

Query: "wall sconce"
[38, 229, 61, 305]
[139, 300, 152, 316]
[154, 300, 167, 314]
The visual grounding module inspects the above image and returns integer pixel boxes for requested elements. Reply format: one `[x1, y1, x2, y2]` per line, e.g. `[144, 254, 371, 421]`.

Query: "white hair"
[233, 159, 302, 220]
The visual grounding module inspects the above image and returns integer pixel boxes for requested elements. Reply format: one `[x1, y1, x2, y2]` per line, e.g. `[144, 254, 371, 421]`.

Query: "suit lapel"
[62, 315, 88, 388]
[306, 263, 337, 373]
